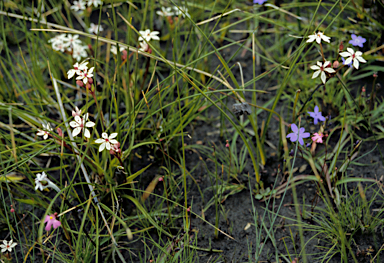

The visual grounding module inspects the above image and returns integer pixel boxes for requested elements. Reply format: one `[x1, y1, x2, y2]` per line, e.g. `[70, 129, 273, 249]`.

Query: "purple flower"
[308, 105, 326, 125]
[349, 34, 366, 48]
[341, 57, 352, 68]
[286, 124, 310, 146]
[254, 0, 267, 4]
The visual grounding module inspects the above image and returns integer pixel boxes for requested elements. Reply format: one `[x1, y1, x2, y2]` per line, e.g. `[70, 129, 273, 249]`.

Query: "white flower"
[67, 61, 89, 79]
[139, 42, 149, 52]
[156, 7, 174, 17]
[138, 29, 160, 42]
[95, 132, 119, 152]
[35, 172, 48, 191]
[69, 113, 95, 138]
[89, 23, 103, 34]
[339, 47, 366, 70]
[62, 34, 82, 48]
[173, 6, 190, 18]
[310, 61, 336, 84]
[307, 32, 331, 44]
[110, 45, 126, 55]
[52, 41, 66, 52]
[34, 171, 61, 192]
[0, 240, 17, 253]
[37, 123, 53, 140]
[88, 0, 103, 7]
[72, 45, 88, 61]
[76, 67, 94, 84]
[70, 0, 86, 11]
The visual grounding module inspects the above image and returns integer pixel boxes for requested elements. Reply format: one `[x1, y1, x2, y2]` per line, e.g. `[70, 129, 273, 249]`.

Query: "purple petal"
[351, 34, 356, 39]
[299, 127, 306, 134]
[298, 137, 304, 146]
[313, 118, 318, 125]
[287, 133, 298, 142]
[53, 220, 61, 229]
[290, 123, 298, 132]
[301, 132, 311, 138]
[314, 105, 319, 113]
[319, 115, 326, 122]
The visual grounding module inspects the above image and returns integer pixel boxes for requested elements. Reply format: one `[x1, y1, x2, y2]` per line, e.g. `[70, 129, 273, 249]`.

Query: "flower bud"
[339, 42, 344, 51]
[121, 50, 127, 61]
[88, 77, 93, 84]
[57, 128, 63, 137]
[333, 60, 339, 69]
[373, 72, 378, 78]
[159, 177, 163, 182]
[362, 87, 366, 93]
[76, 80, 84, 87]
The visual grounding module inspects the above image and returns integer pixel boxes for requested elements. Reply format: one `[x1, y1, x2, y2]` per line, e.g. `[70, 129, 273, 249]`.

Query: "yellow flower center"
[50, 216, 53, 219]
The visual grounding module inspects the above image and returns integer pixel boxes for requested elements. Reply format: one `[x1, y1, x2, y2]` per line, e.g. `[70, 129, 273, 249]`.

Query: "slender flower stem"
[50, 72, 117, 246]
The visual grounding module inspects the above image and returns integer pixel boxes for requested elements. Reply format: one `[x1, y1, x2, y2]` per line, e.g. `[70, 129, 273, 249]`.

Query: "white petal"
[347, 48, 354, 54]
[339, 52, 350, 57]
[324, 68, 336, 73]
[109, 139, 119, 144]
[105, 142, 111, 150]
[356, 56, 366, 63]
[316, 37, 321, 44]
[95, 138, 105, 143]
[102, 132, 108, 139]
[355, 51, 363, 56]
[43, 134, 48, 140]
[151, 35, 160, 41]
[84, 129, 90, 138]
[69, 121, 79, 128]
[317, 61, 322, 67]
[312, 70, 321, 79]
[344, 57, 353, 65]
[353, 59, 359, 69]
[323, 61, 331, 67]
[99, 142, 106, 152]
[109, 133, 118, 139]
[320, 71, 326, 84]
[85, 121, 95, 127]
[72, 127, 82, 137]
[310, 65, 320, 70]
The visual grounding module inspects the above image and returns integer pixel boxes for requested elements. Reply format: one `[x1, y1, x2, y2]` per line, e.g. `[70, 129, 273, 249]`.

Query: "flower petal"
[85, 121, 95, 127]
[109, 133, 118, 139]
[102, 132, 108, 139]
[99, 142, 106, 152]
[291, 123, 298, 132]
[72, 127, 82, 137]
[106, 142, 111, 150]
[84, 129, 90, 138]
[95, 138, 105, 143]
[312, 70, 321, 79]
[320, 71, 326, 84]
[353, 59, 359, 69]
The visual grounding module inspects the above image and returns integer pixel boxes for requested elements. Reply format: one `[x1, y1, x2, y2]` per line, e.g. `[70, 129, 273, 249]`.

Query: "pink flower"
[311, 133, 324, 143]
[44, 213, 61, 231]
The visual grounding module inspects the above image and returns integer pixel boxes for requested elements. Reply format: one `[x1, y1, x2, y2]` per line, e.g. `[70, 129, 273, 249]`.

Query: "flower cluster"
[287, 105, 327, 146]
[67, 61, 94, 88]
[70, 0, 102, 12]
[306, 32, 367, 84]
[48, 34, 88, 61]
